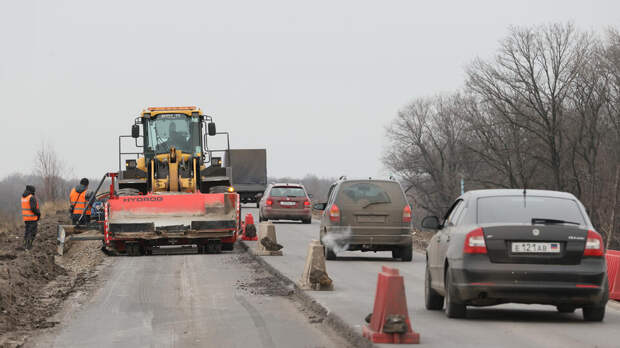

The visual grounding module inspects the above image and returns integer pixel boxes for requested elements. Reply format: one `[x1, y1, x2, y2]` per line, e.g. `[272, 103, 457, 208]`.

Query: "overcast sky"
[1, 0, 619, 180]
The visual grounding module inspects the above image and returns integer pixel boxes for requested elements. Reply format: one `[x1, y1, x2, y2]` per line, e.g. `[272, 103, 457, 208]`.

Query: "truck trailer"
[225, 149, 267, 207]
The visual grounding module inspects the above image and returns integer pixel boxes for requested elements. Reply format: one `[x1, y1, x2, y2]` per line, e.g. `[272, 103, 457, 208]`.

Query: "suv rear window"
[270, 186, 306, 197]
[477, 196, 585, 225]
[337, 181, 405, 207]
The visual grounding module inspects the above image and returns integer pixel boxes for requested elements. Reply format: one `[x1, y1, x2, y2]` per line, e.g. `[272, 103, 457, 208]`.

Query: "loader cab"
[118, 106, 229, 195]
[142, 112, 203, 158]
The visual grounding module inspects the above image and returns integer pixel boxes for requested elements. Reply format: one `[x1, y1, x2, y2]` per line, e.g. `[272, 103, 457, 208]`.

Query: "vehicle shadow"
[464, 307, 584, 323]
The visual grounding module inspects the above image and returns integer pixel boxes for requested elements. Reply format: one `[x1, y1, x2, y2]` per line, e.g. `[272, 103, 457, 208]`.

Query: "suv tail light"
[583, 230, 603, 257]
[402, 205, 412, 223]
[329, 204, 340, 222]
[464, 228, 486, 254]
[304, 200, 311, 207]
[266, 198, 273, 207]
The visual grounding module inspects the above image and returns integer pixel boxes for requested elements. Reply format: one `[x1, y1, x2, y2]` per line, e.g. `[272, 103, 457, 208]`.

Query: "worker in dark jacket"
[21, 185, 41, 250]
[70, 178, 90, 225]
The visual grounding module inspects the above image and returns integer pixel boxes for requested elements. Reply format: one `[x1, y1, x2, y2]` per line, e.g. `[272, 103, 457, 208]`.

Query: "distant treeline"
[384, 23, 620, 248]
[0, 173, 76, 219]
[267, 175, 336, 202]
[0, 173, 335, 220]
[0, 173, 107, 220]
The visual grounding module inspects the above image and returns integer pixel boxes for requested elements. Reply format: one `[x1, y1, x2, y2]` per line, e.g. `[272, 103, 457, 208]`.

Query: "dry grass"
[0, 201, 67, 234]
[40, 200, 68, 218]
[0, 214, 18, 235]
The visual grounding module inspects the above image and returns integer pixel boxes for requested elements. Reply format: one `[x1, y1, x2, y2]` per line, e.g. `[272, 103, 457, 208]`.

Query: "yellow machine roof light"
[147, 106, 197, 111]
[142, 106, 202, 118]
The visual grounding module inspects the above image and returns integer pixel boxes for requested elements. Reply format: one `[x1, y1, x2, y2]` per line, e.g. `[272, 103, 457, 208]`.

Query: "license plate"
[356, 215, 386, 223]
[511, 242, 560, 253]
[279, 201, 296, 206]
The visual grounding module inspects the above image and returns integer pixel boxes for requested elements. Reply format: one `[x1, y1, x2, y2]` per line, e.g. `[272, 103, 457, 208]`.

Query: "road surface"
[28, 205, 620, 348]
[240, 207, 620, 348]
[31, 246, 347, 348]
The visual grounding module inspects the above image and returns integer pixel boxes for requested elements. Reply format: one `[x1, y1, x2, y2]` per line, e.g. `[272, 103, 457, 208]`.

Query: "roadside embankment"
[0, 207, 104, 347]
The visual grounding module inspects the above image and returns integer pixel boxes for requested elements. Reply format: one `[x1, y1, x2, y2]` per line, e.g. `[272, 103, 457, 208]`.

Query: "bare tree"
[604, 165, 620, 249]
[384, 94, 472, 216]
[467, 23, 594, 191]
[460, 95, 540, 189]
[34, 140, 66, 202]
[598, 28, 620, 247]
[383, 22, 620, 248]
[563, 38, 610, 223]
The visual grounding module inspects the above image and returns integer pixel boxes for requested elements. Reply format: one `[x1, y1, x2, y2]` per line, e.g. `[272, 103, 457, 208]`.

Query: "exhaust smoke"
[321, 227, 352, 253]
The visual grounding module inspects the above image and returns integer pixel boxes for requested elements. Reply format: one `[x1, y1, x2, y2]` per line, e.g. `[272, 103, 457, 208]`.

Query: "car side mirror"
[256, 193, 263, 199]
[308, 193, 313, 199]
[208, 122, 217, 136]
[313, 203, 326, 211]
[131, 124, 140, 138]
[421, 216, 441, 230]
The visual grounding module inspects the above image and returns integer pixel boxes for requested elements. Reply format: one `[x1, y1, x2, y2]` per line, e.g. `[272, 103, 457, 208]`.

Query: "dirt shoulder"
[0, 212, 105, 347]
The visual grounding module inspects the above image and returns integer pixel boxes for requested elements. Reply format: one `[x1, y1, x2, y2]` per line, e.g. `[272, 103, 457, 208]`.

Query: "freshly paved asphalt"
[240, 207, 620, 348]
[32, 245, 344, 348]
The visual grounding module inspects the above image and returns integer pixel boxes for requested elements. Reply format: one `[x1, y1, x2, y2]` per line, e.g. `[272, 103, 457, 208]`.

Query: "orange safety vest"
[21, 194, 39, 222]
[70, 187, 88, 215]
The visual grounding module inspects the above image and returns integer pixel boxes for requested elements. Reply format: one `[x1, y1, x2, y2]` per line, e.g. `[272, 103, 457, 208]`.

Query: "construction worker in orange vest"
[70, 178, 90, 225]
[21, 185, 41, 250]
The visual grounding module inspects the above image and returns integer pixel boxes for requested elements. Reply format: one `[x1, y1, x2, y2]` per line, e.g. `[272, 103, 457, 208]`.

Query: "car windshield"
[477, 195, 586, 225]
[145, 114, 201, 154]
[338, 181, 404, 207]
[271, 187, 306, 197]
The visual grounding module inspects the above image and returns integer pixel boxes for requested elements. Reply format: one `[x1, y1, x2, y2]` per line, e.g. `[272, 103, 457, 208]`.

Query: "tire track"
[233, 294, 275, 348]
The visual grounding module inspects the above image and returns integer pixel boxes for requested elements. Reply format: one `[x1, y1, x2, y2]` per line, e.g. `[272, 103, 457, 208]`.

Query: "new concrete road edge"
[238, 240, 376, 348]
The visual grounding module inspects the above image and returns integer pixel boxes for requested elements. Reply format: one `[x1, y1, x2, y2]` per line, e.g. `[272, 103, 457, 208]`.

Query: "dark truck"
[225, 149, 267, 206]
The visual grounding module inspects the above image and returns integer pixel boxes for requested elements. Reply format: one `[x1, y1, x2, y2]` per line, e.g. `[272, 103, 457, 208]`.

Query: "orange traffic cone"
[241, 214, 258, 241]
[362, 266, 420, 344]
